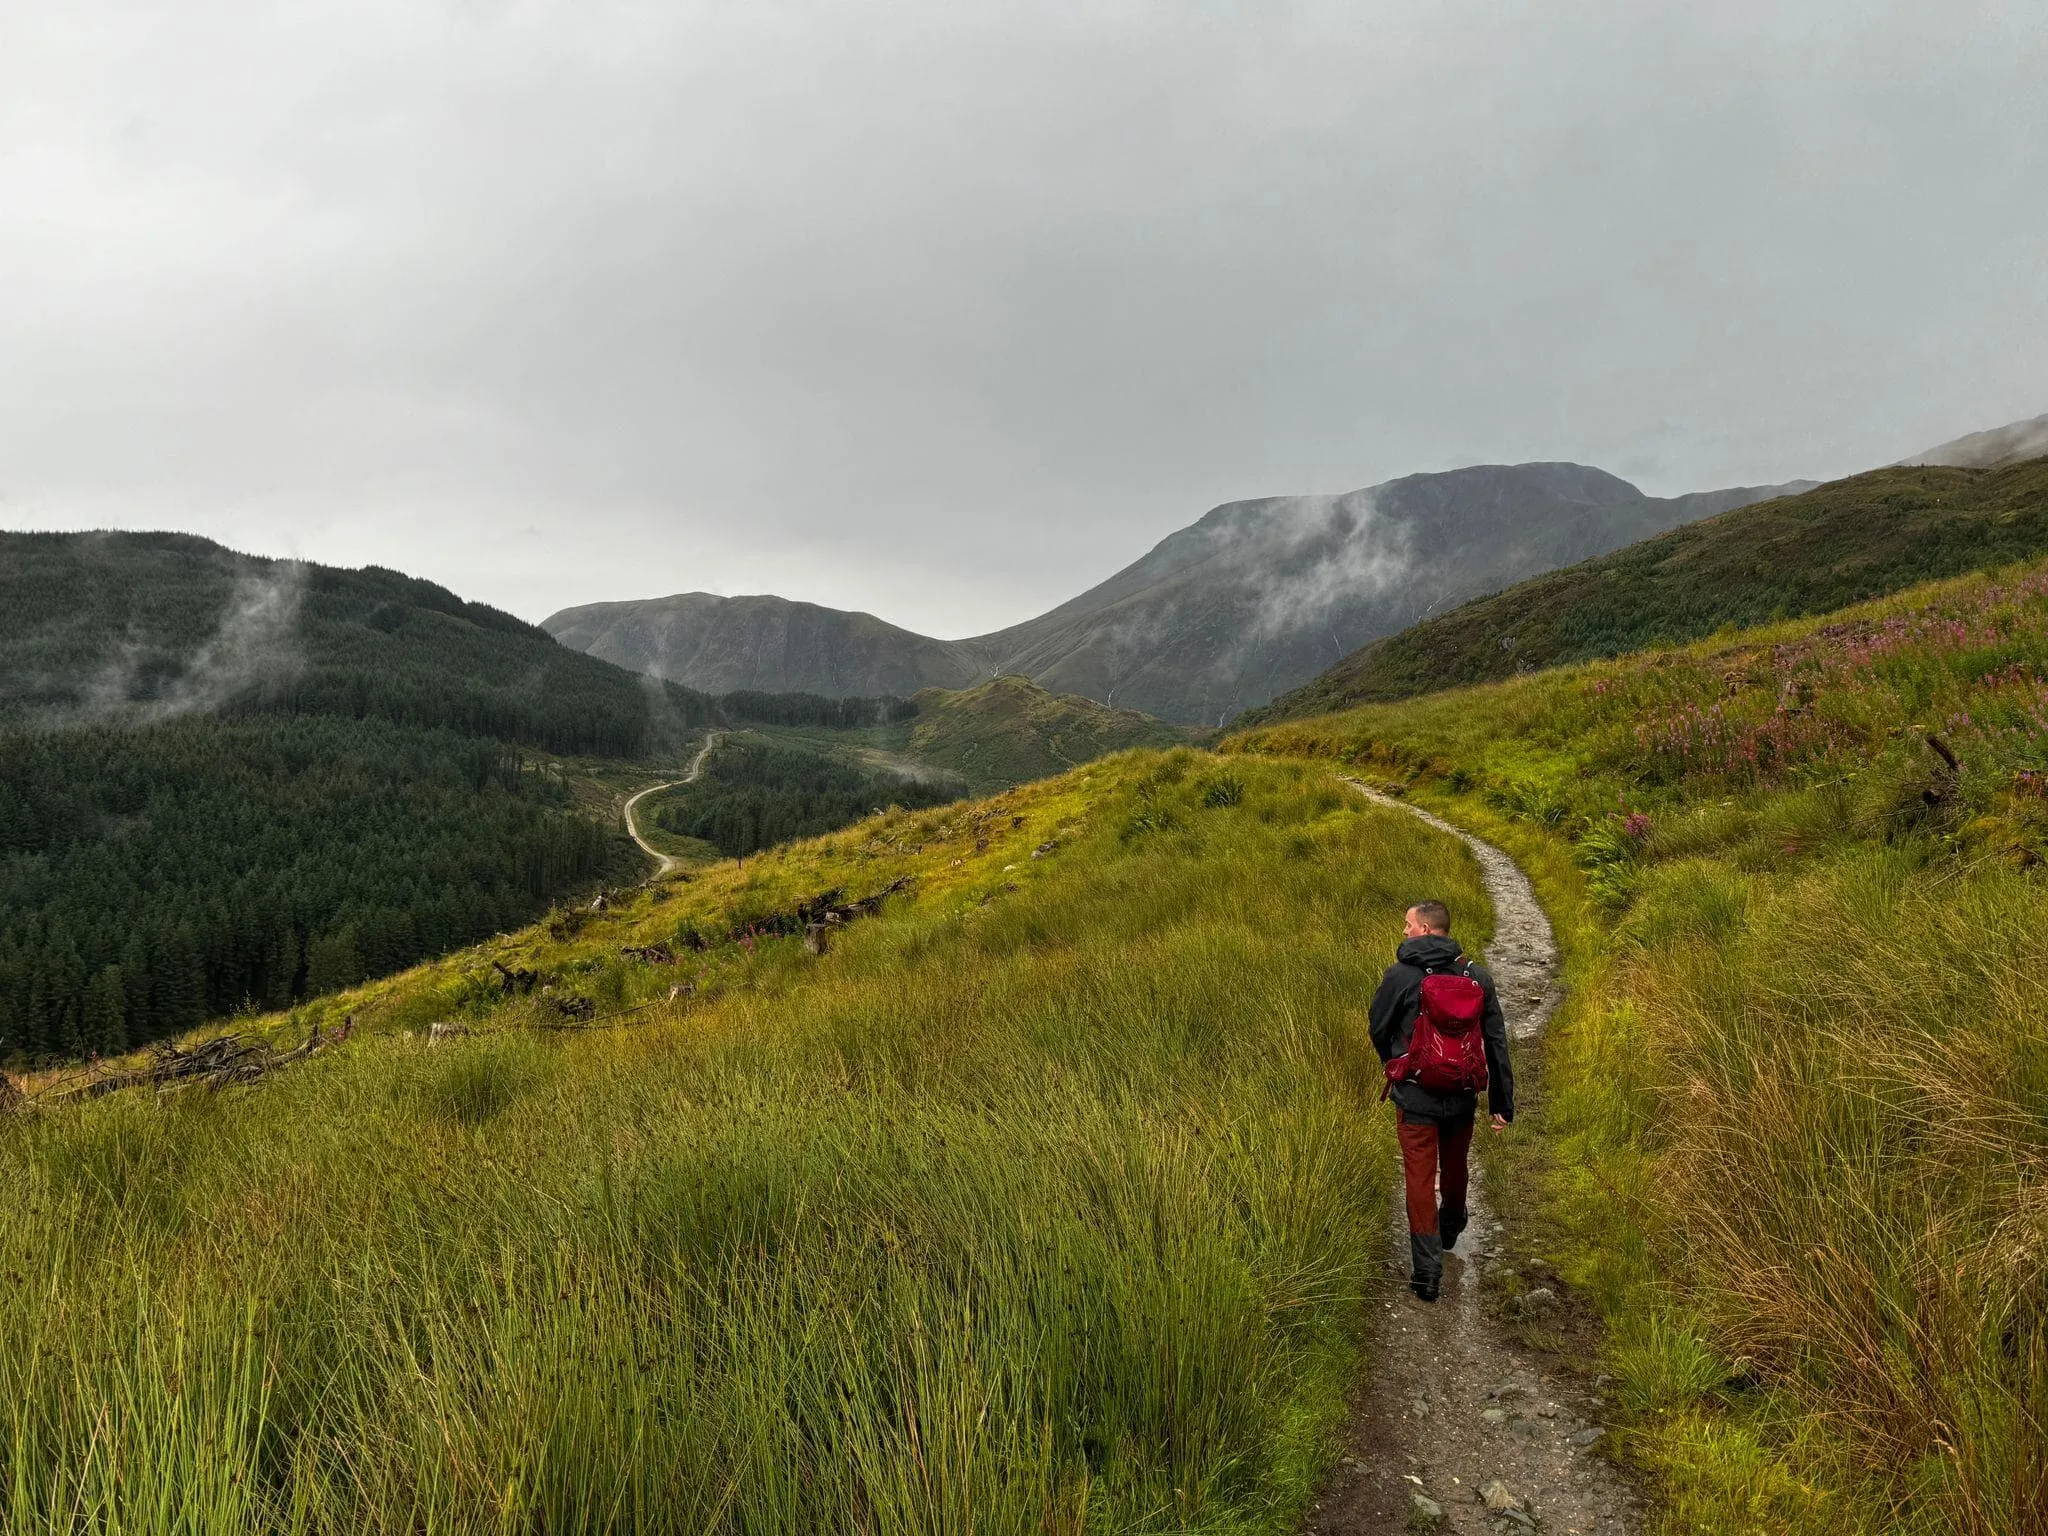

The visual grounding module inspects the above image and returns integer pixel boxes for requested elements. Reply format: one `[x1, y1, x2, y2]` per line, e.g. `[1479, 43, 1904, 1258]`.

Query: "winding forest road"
[1312, 780, 1639, 1536]
[621, 731, 722, 880]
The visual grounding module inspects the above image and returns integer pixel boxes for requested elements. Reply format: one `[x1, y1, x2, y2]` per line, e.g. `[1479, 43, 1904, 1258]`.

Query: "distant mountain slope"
[548, 464, 1806, 725]
[1900, 409, 2048, 469]
[903, 675, 1186, 793]
[1243, 454, 2048, 724]
[543, 591, 988, 697]
[963, 463, 1809, 724]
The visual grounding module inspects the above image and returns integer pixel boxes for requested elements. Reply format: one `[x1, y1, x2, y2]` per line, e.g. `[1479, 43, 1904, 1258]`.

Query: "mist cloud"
[72, 563, 306, 727]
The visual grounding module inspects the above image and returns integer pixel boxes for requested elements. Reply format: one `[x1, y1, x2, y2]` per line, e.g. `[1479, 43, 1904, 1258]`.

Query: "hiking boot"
[1440, 1205, 1469, 1253]
[1408, 1232, 1443, 1302]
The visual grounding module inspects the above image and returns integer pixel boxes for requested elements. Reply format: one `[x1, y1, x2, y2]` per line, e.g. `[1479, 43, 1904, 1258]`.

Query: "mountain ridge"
[546, 461, 1810, 723]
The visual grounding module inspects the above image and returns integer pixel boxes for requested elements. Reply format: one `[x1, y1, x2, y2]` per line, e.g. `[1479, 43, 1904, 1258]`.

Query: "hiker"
[1368, 899, 1514, 1302]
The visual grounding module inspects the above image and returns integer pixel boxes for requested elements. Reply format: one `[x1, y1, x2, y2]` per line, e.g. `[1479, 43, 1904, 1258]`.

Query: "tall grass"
[0, 754, 1486, 1533]
[1231, 559, 2048, 1533]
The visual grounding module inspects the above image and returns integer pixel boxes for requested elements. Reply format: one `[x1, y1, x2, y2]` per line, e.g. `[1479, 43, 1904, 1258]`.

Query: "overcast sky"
[2, 1, 2043, 637]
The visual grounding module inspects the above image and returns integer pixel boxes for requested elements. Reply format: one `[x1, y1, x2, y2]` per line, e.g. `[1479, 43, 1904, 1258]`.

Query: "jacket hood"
[1395, 933, 1465, 970]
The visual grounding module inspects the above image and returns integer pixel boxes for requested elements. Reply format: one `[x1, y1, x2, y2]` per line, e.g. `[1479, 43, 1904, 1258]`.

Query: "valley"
[3, 422, 2047, 1535]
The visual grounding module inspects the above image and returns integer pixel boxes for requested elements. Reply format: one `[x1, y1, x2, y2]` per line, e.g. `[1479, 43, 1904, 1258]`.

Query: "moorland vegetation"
[0, 751, 1485, 1533]
[1234, 552, 2048, 1534]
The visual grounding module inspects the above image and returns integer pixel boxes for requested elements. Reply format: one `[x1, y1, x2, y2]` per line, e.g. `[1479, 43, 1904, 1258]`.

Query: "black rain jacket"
[1367, 933, 1515, 1126]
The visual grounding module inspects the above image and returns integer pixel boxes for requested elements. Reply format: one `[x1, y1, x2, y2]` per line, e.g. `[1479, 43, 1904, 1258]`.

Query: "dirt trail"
[621, 731, 722, 879]
[1311, 781, 1638, 1536]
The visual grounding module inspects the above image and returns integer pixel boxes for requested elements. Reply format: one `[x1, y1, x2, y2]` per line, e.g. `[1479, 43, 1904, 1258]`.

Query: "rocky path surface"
[622, 731, 722, 879]
[1311, 782, 1639, 1536]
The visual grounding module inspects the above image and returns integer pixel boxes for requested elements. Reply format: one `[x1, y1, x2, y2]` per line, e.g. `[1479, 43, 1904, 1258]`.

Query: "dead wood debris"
[492, 960, 542, 994]
[727, 878, 913, 944]
[38, 1016, 356, 1106]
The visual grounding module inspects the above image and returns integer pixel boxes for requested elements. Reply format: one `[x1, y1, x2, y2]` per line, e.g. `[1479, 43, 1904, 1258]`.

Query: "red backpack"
[1382, 962, 1489, 1099]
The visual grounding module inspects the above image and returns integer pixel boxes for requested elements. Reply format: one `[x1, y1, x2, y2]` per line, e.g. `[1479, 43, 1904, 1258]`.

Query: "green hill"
[1245, 454, 2048, 722]
[904, 674, 1187, 792]
[0, 530, 717, 751]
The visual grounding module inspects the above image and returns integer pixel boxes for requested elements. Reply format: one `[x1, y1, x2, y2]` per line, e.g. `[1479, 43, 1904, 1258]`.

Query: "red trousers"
[1397, 1112, 1472, 1236]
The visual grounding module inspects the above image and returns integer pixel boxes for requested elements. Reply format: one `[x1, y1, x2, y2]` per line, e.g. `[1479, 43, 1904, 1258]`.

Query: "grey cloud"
[1, 2, 2043, 637]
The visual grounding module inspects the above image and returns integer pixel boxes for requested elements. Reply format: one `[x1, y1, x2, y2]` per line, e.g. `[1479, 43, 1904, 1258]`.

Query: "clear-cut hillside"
[545, 463, 1805, 724]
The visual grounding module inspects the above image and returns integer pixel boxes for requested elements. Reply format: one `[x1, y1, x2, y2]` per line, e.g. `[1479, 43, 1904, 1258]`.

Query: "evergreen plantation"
[0, 716, 615, 1060]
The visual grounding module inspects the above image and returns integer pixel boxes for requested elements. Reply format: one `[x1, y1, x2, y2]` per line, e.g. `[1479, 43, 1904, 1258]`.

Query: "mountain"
[960, 463, 1810, 725]
[543, 591, 987, 697]
[545, 463, 1807, 724]
[1243, 452, 2048, 723]
[1899, 408, 2048, 469]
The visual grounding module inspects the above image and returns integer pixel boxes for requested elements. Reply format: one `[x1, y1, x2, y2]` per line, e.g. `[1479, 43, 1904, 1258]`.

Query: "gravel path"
[622, 731, 722, 880]
[1309, 781, 1639, 1536]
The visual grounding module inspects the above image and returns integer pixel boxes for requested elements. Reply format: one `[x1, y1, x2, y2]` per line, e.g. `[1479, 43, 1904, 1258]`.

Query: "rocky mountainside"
[961, 463, 1808, 724]
[548, 463, 1805, 724]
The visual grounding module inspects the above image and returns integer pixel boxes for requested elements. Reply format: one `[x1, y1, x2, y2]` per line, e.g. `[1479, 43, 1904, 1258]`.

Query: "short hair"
[1408, 900, 1452, 934]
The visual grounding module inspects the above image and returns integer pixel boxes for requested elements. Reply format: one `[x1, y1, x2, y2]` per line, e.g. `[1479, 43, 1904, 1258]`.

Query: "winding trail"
[621, 731, 722, 880]
[1311, 780, 1639, 1536]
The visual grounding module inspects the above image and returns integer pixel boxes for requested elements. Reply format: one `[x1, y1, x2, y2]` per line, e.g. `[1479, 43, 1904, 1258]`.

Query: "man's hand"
[1490, 1114, 1509, 1133]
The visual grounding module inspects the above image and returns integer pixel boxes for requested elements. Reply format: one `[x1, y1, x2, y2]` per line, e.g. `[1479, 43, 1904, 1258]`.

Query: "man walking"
[1369, 899, 1514, 1301]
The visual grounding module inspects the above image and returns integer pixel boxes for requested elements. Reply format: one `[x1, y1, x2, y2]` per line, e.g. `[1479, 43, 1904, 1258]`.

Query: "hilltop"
[903, 674, 1187, 792]
[544, 463, 1806, 723]
[543, 590, 988, 698]
[0, 530, 716, 751]
[1246, 453, 2048, 722]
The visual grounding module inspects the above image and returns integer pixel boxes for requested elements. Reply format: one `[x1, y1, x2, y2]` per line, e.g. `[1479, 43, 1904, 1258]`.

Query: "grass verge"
[1233, 558, 2048, 1534]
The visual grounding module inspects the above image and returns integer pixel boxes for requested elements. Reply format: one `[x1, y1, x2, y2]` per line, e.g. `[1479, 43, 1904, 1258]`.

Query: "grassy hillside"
[0, 750, 1488, 1532]
[905, 675, 1187, 792]
[1248, 455, 2048, 723]
[1233, 556, 2048, 1532]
